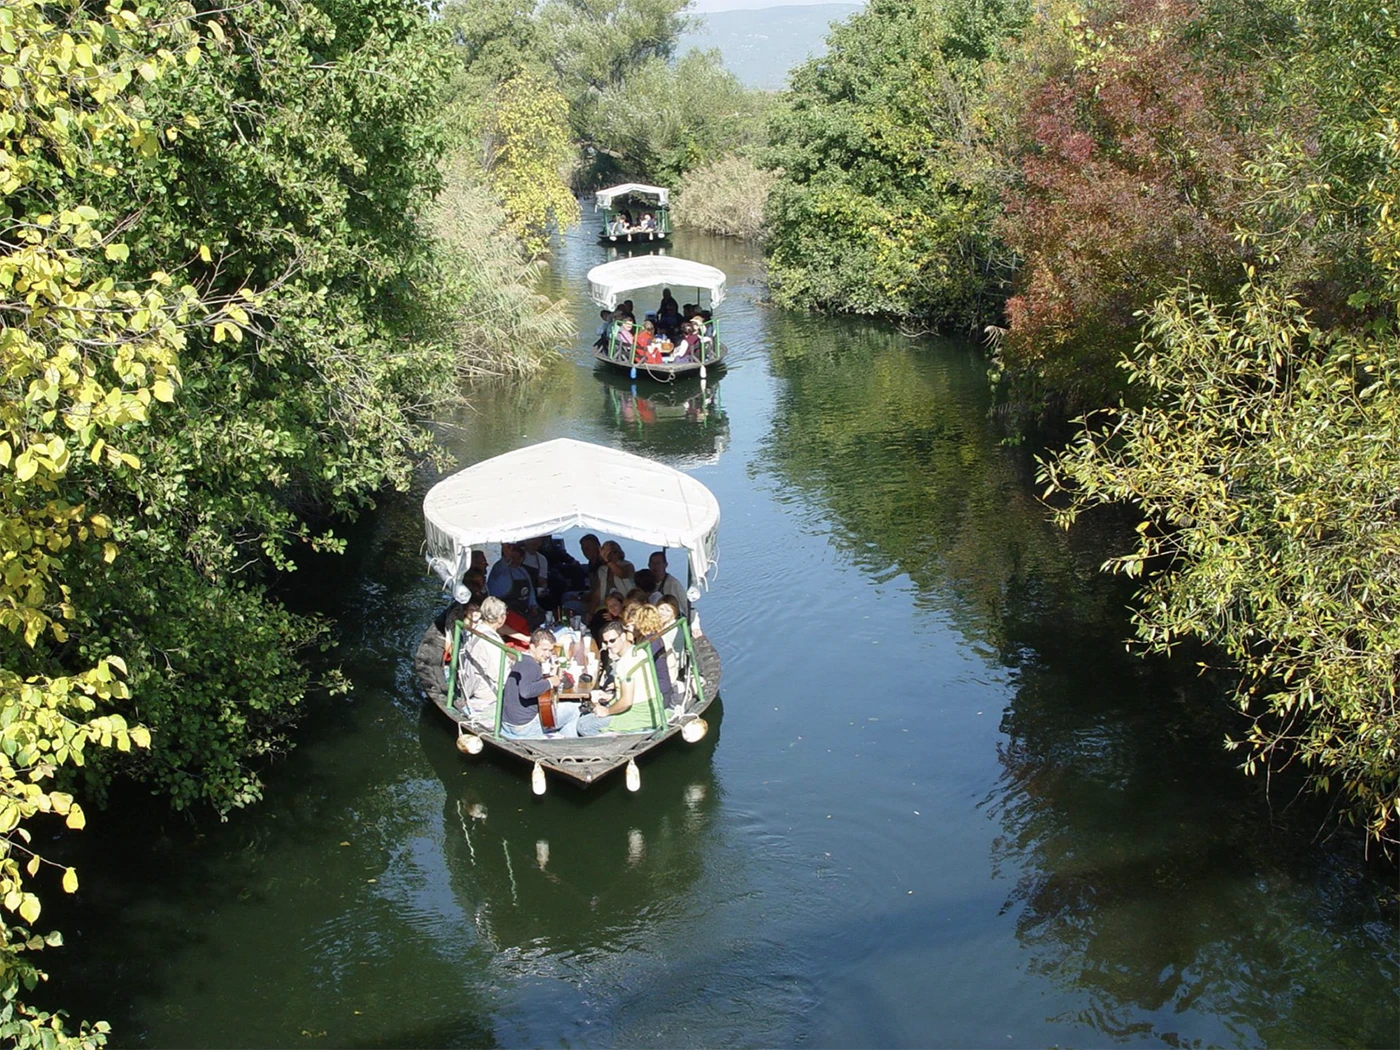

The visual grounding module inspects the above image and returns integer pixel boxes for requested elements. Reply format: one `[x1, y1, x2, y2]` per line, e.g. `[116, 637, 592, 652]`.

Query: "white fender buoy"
[681, 717, 708, 744]
[699, 363, 708, 380]
[457, 732, 484, 755]
[532, 761, 547, 796]
[625, 759, 640, 792]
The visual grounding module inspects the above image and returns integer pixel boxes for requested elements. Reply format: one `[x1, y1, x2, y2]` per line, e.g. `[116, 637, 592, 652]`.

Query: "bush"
[673, 155, 777, 239]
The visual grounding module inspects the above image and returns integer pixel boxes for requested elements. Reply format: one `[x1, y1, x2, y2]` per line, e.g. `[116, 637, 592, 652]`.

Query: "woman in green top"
[579, 621, 658, 734]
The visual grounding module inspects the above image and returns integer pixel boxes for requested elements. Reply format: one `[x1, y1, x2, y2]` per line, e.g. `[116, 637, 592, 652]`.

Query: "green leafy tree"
[764, 0, 1027, 328]
[1041, 280, 1400, 854]
[588, 50, 773, 185]
[33, 0, 465, 815]
[538, 0, 692, 97]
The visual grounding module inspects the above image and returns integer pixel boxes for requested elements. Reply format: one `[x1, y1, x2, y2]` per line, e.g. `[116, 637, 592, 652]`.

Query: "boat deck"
[414, 623, 722, 787]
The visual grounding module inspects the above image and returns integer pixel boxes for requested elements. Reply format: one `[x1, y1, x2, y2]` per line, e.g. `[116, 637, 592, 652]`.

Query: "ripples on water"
[39, 225, 1398, 1048]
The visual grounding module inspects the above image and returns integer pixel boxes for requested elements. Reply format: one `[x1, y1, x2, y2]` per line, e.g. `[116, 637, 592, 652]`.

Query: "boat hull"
[414, 623, 722, 787]
[592, 343, 727, 379]
[597, 231, 669, 246]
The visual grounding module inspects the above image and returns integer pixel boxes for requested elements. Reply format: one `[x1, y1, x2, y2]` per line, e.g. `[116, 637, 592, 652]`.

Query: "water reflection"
[759, 310, 1121, 649]
[597, 371, 729, 468]
[757, 320, 1400, 1046]
[418, 701, 724, 960]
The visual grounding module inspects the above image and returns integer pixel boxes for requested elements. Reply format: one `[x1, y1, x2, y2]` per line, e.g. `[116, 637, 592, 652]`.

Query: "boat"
[414, 438, 723, 794]
[587, 256, 729, 380]
[595, 183, 671, 245]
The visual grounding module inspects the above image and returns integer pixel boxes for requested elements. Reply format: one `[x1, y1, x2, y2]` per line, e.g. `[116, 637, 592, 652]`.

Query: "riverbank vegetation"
[765, 0, 1400, 854]
[0, 0, 580, 1041]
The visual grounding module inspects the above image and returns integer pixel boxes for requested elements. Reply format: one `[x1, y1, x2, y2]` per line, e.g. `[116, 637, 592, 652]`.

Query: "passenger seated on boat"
[631, 603, 676, 707]
[633, 568, 656, 596]
[655, 597, 684, 699]
[613, 559, 639, 598]
[501, 629, 585, 739]
[618, 299, 635, 322]
[440, 601, 478, 664]
[577, 621, 659, 735]
[615, 317, 636, 359]
[670, 322, 700, 362]
[592, 309, 613, 350]
[648, 551, 690, 617]
[634, 320, 660, 364]
[589, 593, 624, 645]
[640, 212, 657, 231]
[592, 542, 635, 610]
[458, 599, 513, 725]
[487, 542, 544, 628]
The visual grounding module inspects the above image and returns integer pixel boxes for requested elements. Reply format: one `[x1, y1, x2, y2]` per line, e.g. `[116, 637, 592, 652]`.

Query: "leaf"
[104, 242, 130, 262]
[62, 868, 78, 894]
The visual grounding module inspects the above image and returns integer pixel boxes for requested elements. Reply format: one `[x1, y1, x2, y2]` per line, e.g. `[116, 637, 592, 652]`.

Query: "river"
[48, 225, 1398, 1047]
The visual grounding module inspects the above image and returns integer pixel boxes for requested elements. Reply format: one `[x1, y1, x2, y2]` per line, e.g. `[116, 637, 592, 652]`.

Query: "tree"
[994, 0, 1261, 415]
[481, 70, 581, 254]
[1041, 280, 1400, 854]
[1040, 0, 1400, 855]
[588, 50, 773, 186]
[0, 1, 236, 1043]
[763, 0, 1027, 328]
[538, 0, 692, 98]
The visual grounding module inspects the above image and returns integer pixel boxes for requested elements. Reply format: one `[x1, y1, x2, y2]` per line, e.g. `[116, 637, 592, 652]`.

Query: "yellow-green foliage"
[672, 154, 776, 239]
[484, 70, 579, 256]
[0, 2, 239, 1043]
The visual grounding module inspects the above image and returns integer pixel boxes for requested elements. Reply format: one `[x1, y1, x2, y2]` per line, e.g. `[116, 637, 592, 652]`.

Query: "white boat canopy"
[424, 438, 720, 596]
[587, 256, 726, 311]
[594, 183, 670, 210]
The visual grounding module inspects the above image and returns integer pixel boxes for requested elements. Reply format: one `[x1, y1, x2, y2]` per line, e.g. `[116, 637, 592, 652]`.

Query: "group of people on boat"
[606, 209, 661, 237]
[593, 287, 715, 366]
[440, 533, 693, 739]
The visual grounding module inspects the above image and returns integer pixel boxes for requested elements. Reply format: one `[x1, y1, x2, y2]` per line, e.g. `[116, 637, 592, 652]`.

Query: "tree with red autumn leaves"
[994, 0, 1263, 414]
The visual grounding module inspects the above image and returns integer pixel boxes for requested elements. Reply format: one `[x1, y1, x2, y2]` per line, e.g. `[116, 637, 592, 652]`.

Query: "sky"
[689, 0, 862, 12]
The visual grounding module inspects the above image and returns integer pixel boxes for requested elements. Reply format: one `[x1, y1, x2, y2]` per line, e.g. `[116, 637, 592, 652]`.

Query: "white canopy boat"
[414, 438, 722, 793]
[595, 182, 671, 244]
[587, 256, 729, 379]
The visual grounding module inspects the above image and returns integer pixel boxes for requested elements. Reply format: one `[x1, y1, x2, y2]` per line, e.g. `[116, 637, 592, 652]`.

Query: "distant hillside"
[679, 4, 862, 91]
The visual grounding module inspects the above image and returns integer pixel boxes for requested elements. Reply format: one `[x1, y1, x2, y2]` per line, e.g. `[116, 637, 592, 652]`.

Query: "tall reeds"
[429, 149, 576, 378]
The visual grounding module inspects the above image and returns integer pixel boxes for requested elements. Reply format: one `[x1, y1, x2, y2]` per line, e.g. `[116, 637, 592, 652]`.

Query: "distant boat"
[587, 256, 729, 380]
[416, 439, 723, 794]
[595, 183, 672, 246]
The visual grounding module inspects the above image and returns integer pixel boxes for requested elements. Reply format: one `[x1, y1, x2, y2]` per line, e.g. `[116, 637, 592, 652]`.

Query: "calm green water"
[47, 226, 1397, 1048]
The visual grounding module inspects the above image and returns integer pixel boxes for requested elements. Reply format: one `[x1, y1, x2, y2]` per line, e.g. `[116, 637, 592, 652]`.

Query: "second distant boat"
[595, 183, 671, 246]
[587, 256, 729, 381]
